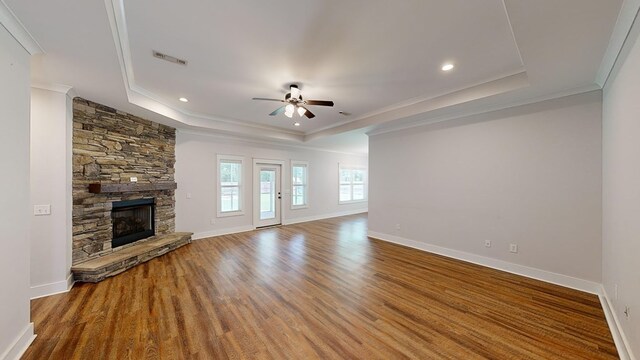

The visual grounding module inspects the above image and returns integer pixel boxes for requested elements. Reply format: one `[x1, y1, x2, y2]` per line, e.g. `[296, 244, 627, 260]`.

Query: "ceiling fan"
[252, 85, 334, 119]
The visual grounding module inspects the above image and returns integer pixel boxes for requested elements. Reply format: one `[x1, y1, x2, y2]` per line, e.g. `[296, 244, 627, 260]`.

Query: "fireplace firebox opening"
[111, 198, 155, 248]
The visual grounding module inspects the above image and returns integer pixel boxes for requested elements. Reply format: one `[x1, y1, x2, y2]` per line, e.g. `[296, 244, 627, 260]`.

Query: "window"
[217, 155, 244, 216]
[291, 161, 308, 209]
[339, 166, 366, 203]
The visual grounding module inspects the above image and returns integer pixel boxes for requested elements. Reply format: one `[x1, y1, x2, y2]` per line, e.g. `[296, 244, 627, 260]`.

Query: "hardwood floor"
[24, 214, 618, 359]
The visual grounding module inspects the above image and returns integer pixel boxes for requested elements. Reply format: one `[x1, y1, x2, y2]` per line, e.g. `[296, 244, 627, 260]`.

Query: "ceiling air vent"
[152, 50, 188, 66]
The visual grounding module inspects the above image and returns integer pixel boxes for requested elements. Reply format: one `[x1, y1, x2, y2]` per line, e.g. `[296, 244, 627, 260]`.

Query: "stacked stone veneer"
[72, 98, 176, 265]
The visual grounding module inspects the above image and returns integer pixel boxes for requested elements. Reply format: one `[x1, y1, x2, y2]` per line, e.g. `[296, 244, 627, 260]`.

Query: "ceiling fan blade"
[269, 106, 286, 116]
[305, 100, 334, 107]
[303, 108, 316, 119]
[253, 97, 284, 102]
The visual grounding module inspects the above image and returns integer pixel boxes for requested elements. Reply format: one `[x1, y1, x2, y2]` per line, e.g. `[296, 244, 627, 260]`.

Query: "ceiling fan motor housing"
[285, 90, 302, 103]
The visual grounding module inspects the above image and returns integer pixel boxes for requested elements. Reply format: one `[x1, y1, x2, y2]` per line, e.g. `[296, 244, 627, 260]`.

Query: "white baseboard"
[367, 231, 601, 294]
[283, 209, 368, 225]
[0, 322, 35, 360]
[192, 210, 368, 240]
[599, 287, 635, 360]
[30, 273, 75, 300]
[192, 225, 255, 240]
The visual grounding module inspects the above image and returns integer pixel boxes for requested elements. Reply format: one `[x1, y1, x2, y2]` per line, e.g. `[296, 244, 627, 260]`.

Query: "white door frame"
[253, 159, 285, 228]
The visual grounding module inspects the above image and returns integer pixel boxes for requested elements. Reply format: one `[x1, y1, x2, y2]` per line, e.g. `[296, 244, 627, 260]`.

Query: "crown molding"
[366, 84, 600, 137]
[307, 71, 529, 142]
[305, 69, 528, 139]
[0, 0, 43, 55]
[595, 0, 640, 88]
[177, 128, 368, 156]
[31, 82, 78, 99]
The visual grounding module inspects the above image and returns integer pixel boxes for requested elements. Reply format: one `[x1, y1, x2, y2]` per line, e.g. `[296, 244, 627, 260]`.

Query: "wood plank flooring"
[23, 214, 618, 359]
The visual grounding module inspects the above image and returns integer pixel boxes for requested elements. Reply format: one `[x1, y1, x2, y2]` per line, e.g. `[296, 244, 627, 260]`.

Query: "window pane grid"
[339, 167, 366, 203]
[291, 163, 308, 207]
[292, 166, 307, 185]
[219, 158, 242, 214]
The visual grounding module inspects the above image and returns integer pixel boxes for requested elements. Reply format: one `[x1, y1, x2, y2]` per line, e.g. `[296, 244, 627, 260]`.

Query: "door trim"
[252, 159, 285, 228]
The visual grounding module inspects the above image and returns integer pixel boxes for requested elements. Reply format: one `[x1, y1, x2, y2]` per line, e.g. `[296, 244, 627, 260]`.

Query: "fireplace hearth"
[111, 198, 155, 248]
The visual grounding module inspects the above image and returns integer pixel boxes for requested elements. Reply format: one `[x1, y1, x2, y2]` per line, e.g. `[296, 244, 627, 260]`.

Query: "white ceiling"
[5, 0, 624, 154]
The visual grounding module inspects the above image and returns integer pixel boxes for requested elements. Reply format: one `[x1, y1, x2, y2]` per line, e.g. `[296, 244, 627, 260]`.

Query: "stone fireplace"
[71, 98, 191, 282]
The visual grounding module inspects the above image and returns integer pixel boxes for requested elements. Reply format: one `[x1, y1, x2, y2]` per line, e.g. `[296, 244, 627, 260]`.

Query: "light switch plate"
[34, 204, 51, 216]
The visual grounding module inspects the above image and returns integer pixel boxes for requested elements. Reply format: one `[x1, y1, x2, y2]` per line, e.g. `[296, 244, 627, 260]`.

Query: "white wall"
[0, 24, 35, 360]
[602, 17, 640, 358]
[30, 87, 73, 298]
[175, 131, 368, 238]
[368, 91, 603, 289]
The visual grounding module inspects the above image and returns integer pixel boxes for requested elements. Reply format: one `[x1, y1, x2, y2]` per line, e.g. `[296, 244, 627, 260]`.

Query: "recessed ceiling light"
[441, 63, 454, 71]
[293, 122, 301, 127]
[179, 97, 189, 102]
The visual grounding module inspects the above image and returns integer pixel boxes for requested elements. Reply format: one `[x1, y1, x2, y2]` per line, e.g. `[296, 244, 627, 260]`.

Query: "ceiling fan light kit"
[253, 84, 334, 123]
[285, 103, 295, 118]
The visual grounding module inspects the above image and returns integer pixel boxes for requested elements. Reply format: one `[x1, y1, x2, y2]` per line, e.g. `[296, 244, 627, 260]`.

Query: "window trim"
[291, 160, 309, 210]
[217, 154, 245, 217]
[338, 164, 367, 205]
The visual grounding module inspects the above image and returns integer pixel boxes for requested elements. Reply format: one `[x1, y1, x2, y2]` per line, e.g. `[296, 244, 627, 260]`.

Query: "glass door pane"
[259, 169, 276, 220]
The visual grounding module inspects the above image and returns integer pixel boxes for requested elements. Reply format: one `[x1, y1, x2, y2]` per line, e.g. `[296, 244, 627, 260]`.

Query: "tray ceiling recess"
[9, 0, 621, 151]
[105, 0, 527, 142]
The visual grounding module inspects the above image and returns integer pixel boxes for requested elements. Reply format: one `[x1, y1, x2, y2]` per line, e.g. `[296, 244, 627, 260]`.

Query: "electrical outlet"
[186, 192, 192, 199]
[34, 204, 51, 216]
[130, 176, 138, 183]
[395, 223, 401, 231]
[509, 244, 518, 253]
[484, 240, 492, 248]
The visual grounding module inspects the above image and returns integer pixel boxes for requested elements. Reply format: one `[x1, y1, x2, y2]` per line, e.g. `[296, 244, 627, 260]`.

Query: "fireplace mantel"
[88, 182, 177, 194]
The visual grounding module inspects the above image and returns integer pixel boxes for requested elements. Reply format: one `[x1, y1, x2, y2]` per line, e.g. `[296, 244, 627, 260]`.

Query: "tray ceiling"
[4, 0, 624, 153]
[123, 0, 524, 134]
